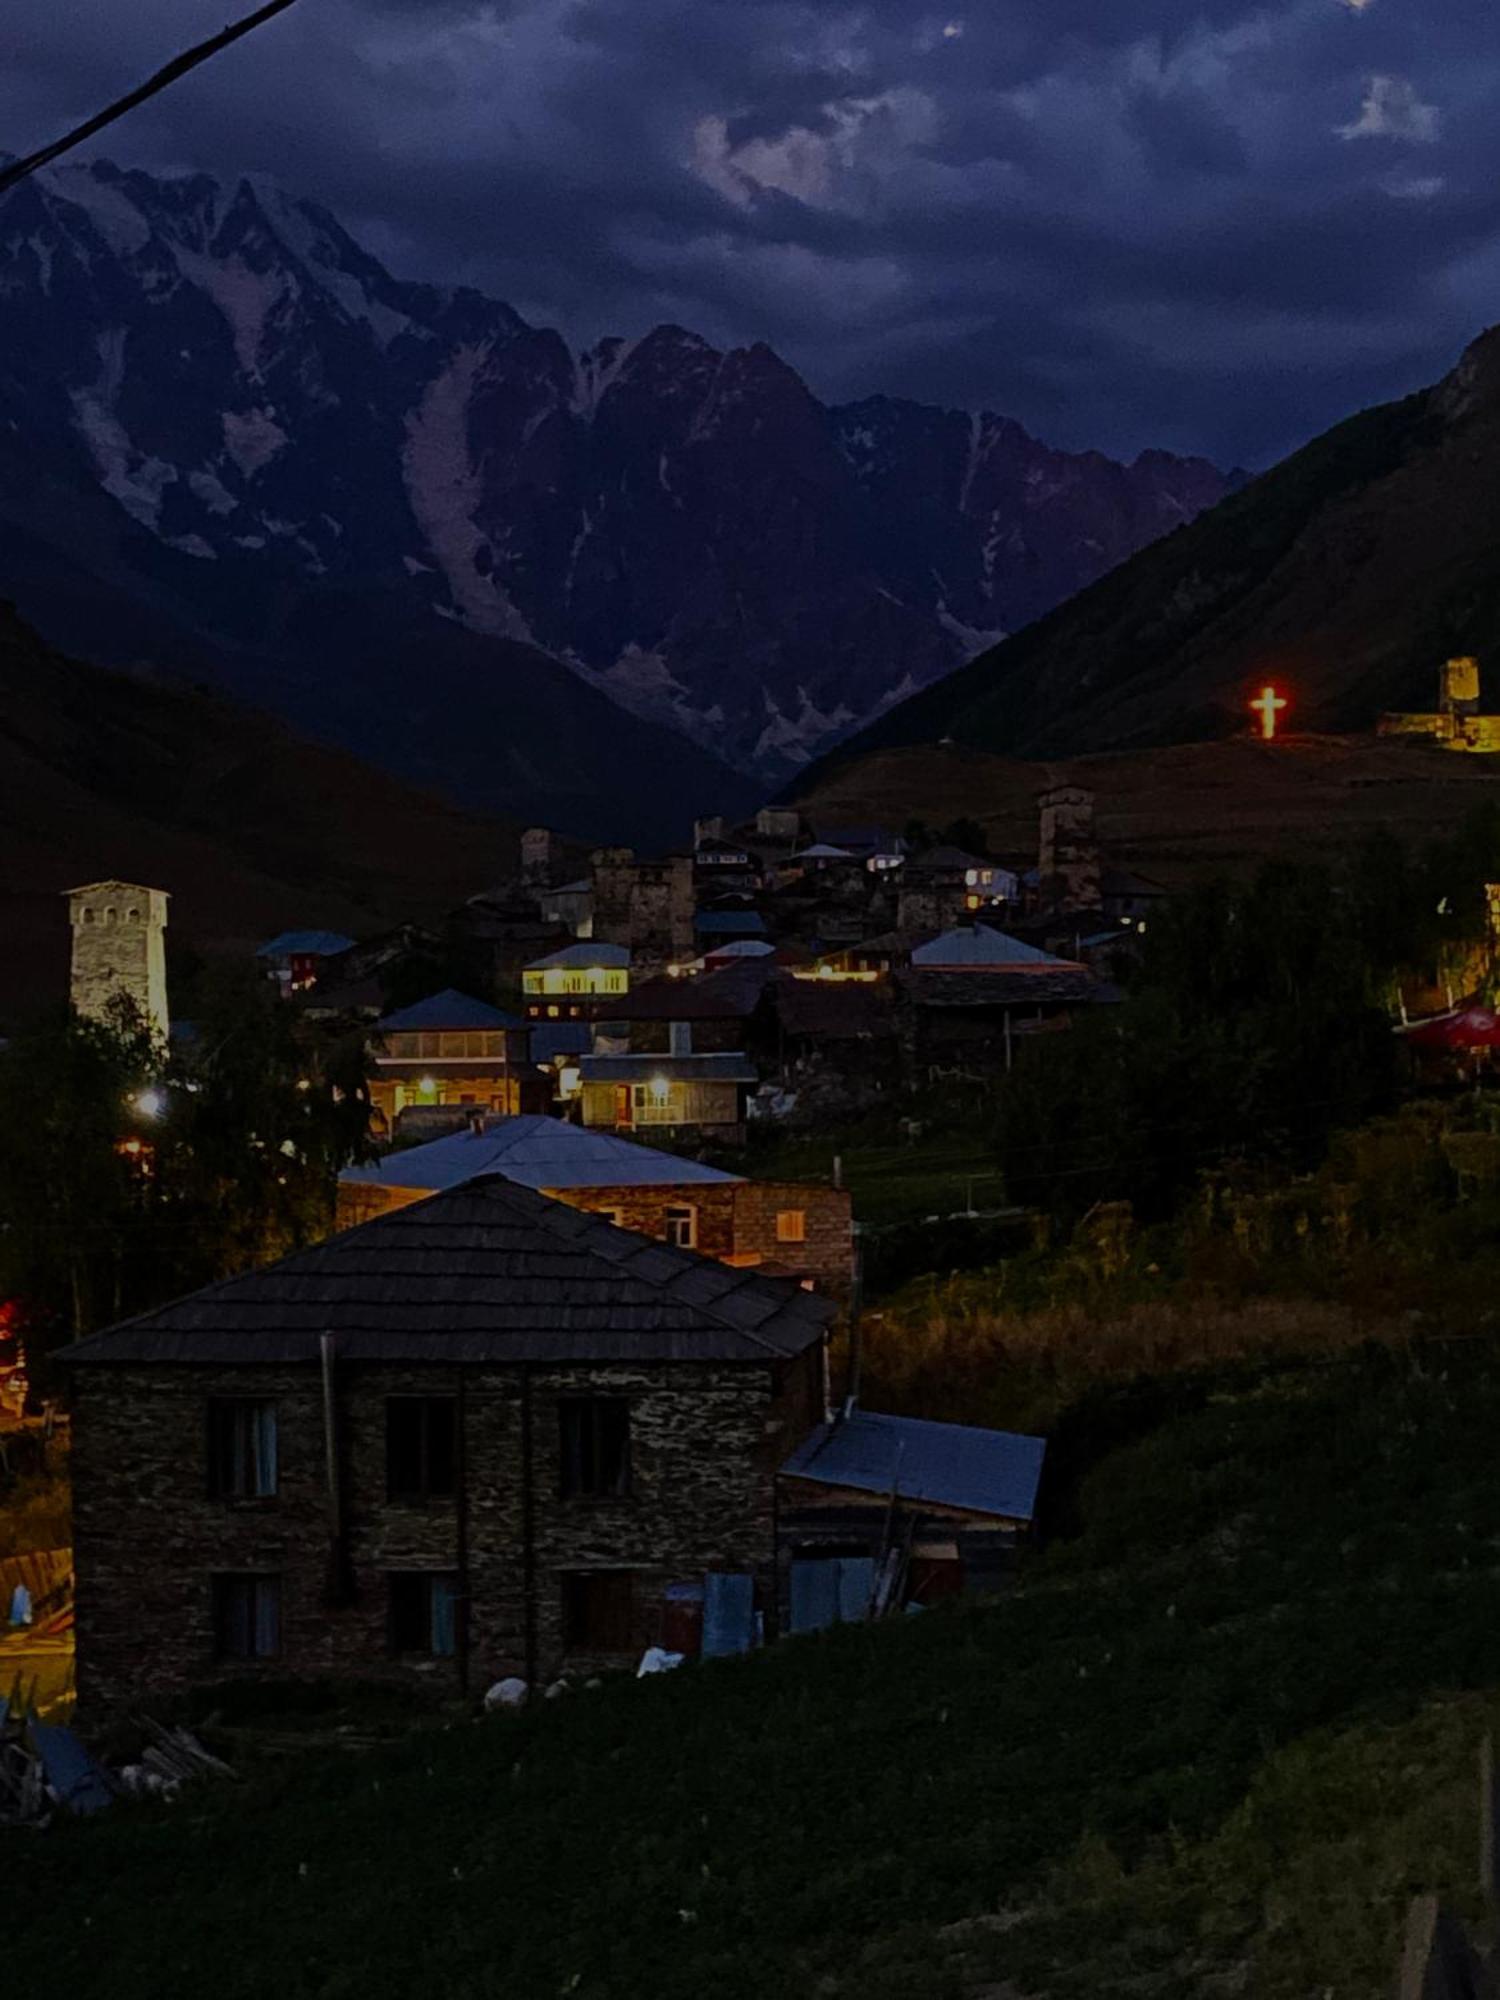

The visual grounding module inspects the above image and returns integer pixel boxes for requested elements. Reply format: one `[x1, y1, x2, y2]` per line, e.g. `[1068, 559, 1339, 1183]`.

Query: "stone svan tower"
[1037, 786, 1101, 914]
[67, 881, 169, 1038]
[590, 848, 695, 968]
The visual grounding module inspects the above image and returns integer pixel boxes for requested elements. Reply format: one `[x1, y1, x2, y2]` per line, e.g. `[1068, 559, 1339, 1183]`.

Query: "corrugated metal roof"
[781, 1410, 1045, 1521]
[523, 942, 631, 972]
[911, 924, 1079, 970]
[579, 1053, 758, 1083]
[340, 1114, 742, 1194]
[256, 930, 357, 959]
[376, 989, 526, 1032]
[694, 910, 767, 934]
[528, 1023, 593, 1064]
[59, 1178, 830, 1368]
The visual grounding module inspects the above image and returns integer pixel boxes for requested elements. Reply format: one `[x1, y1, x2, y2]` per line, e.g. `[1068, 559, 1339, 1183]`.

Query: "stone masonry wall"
[70, 1348, 823, 1716]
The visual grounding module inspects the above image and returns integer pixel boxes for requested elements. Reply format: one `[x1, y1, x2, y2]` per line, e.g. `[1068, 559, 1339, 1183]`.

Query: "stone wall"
[590, 849, 695, 967]
[70, 1346, 824, 1716]
[1037, 785, 1100, 914]
[334, 1179, 851, 1290]
[729, 1182, 854, 1290]
[67, 882, 169, 1037]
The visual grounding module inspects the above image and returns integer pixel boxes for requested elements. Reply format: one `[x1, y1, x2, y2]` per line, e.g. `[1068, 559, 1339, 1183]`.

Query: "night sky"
[6, 0, 1500, 468]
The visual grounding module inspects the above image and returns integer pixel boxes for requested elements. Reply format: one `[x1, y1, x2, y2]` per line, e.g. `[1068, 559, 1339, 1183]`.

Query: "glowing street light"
[1250, 685, 1288, 741]
[133, 1087, 167, 1120]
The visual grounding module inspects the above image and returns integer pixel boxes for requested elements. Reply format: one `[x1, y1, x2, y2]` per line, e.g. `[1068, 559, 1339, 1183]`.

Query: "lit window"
[207, 1400, 278, 1499]
[212, 1573, 281, 1658]
[776, 1210, 807, 1245]
[664, 1203, 697, 1248]
[388, 1572, 458, 1656]
[649, 1074, 672, 1107]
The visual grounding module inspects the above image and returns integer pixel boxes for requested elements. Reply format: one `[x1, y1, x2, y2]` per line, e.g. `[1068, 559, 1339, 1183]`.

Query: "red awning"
[1401, 1005, 1500, 1049]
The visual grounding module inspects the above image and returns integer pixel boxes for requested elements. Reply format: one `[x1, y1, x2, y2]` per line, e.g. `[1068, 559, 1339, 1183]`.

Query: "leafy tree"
[999, 859, 1399, 1220]
[0, 967, 372, 1381]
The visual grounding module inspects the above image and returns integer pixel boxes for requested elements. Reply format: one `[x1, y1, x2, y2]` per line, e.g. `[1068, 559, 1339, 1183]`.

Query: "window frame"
[558, 1396, 632, 1500]
[387, 1570, 460, 1658]
[775, 1208, 808, 1246]
[385, 1395, 458, 1502]
[560, 1569, 636, 1653]
[663, 1203, 697, 1249]
[206, 1397, 279, 1501]
[211, 1571, 282, 1660]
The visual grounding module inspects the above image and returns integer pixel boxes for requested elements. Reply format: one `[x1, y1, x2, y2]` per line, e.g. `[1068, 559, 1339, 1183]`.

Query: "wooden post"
[320, 1333, 351, 1606]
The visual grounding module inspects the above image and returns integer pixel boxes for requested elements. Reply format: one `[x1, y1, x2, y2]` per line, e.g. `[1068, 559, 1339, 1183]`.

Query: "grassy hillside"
[13, 1337, 1500, 1999]
[799, 321, 1500, 781]
[0, 602, 525, 1019]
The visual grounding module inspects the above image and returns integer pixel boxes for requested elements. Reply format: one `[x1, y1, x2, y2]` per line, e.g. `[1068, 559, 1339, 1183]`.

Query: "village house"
[369, 989, 537, 1136]
[779, 1409, 1045, 1624]
[336, 1114, 854, 1291]
[255, 928, 357, 999]
[569, 959, 769, 1141]
[521, 941, 630, 1023]
[60, 1179, 834, 1714]
[898, 923, 1094, 1071]
[573, 1051, 758, 1144]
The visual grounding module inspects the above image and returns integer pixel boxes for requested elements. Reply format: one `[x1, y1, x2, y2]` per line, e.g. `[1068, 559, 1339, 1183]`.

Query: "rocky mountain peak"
[0, 154, 1233, 789]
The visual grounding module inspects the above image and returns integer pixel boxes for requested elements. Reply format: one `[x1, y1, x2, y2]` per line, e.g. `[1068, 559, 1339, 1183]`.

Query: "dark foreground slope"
[14, 1338, 1500, 2000]
[808, 323, 1500, 773]
[0, 603, 520, 1018]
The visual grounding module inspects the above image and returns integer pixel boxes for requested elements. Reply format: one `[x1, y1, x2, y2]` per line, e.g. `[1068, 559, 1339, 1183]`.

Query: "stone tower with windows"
[66, 882, 170, 1038]
[1037, 785, 1101, 914]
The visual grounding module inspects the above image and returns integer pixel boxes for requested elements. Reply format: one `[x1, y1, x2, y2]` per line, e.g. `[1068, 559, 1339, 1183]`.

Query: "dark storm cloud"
[5, 0, 1500, 463]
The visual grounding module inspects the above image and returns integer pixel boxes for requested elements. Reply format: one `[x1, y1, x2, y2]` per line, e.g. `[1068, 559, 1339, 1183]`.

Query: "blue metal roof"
[912, 924, 1077, 970]
[694, 910, 767, 935]
[376, 988, 526, 1032]
[257, 929, 357, 959]
[340, 1113, 742, 1194]
[524, 942, 630, 972]
[781, 1409, 1045, 1522]
[529, 1023, 593, 1064]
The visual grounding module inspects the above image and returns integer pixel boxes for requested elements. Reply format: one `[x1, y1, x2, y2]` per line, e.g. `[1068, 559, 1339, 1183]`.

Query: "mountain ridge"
[796, 325, 1500, 781]
[0, 155, 1231, 798]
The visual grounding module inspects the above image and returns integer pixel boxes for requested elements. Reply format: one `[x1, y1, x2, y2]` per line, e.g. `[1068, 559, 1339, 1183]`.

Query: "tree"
[0, 968, 373, 1381]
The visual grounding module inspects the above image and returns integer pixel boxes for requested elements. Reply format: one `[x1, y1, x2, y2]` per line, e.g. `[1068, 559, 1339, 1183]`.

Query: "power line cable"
[0, 0, 305, 199]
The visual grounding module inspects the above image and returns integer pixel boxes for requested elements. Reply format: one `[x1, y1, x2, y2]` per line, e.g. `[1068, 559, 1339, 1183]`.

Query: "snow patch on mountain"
[402, 345, 535, 643]
[222, 408, 287, 477]
[70, 388, 178, 531]
[754, 689, 860, 768]
[43, 165, 152, 256]
[175, 247, 294, 376]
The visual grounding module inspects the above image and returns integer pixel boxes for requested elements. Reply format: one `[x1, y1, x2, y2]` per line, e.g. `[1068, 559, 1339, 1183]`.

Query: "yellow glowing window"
[775, 1210, 807, 1245]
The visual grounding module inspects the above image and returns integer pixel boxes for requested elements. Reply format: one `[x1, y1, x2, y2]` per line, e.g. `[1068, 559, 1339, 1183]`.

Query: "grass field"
[12, 1337, 1500, 1998]
[730, 1128, 1007, 1229]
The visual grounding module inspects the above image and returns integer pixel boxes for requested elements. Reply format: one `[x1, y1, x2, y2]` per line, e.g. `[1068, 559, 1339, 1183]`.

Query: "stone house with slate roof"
[59, 1180, 832, 1717]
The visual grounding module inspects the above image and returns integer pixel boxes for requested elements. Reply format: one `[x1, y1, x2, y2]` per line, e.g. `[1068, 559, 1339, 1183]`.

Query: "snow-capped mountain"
[0, 157, 1232, 788]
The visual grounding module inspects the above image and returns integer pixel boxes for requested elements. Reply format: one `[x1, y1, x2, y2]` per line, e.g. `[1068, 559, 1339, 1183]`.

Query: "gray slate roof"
[340, 1114, 742, 1194]
[377, 989, 526, 1033]
[59, 1178, 830, 1369]
[257, 929, 357, 959]
[911, 923, 1078, 970]
[781, 1409, 1045, 1521]
[580, 1053, 758, 1084]
[523, 942, 630, 972]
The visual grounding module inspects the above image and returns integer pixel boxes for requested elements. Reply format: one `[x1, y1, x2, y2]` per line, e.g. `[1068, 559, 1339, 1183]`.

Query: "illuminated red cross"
[1250, 685, 1287, 741]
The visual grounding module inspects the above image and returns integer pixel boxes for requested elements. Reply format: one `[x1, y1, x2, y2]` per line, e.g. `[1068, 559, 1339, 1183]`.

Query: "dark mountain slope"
[0, 603, 526, 1019]
[800, 329, 1500, 774]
